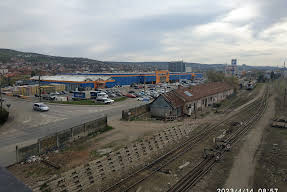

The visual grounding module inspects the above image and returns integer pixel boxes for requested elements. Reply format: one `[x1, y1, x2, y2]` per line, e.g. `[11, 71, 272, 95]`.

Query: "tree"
[271, 71, 275, 80]
[207, 70, 238, 87]
[31, 70, 36, 77]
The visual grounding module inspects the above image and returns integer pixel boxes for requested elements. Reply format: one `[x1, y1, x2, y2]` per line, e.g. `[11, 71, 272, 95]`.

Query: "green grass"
[51, 100, 104, 105]
[113, 97, 127, 102]
[51, 97, 127, 105]
[90, 150, 103, 158]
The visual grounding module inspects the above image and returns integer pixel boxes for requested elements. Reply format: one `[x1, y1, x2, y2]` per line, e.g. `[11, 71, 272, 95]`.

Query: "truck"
[72, 91, 91, 100]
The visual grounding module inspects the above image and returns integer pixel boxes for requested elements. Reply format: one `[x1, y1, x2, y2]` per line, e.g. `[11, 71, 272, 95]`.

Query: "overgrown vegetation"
[0, 108, 9, 124]
[52, 100, 104, 105]
[253, 79, 287, 190]
[206, 71, 238, 87]
[113, 97, 127, 102]
[51, 97, 126, 105]
[88, 125, 114, 137]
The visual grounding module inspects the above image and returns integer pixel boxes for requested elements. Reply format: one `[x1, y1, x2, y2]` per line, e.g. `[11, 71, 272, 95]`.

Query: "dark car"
[126, 93, 136, 98]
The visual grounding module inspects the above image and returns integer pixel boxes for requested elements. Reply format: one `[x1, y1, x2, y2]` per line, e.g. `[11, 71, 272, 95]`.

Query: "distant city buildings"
[0, 68, 8, 75]
[168, 61, 186, 72]
[225, 59, 239, 77]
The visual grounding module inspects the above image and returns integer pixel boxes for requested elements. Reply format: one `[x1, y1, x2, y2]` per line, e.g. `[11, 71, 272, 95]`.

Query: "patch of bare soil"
[253, 81, 287, 191]
[224, 94, 275, 188]
[177, 85, 267, 192]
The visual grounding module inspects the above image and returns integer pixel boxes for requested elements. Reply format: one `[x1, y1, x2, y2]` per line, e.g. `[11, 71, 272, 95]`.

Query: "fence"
[122, 104, 150, 120]
[16, 116, 107, 162]
[32, 123, 195, 192]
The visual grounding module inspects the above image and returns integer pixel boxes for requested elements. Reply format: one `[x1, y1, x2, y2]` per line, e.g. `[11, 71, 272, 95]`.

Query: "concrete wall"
[16, 116, 107, 162]
[32, 124, 195, 192]
[122, 104, 150, 121]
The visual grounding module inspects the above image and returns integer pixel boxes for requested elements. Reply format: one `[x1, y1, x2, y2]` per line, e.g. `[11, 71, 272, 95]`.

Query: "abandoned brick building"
[150, 82, 234, 118]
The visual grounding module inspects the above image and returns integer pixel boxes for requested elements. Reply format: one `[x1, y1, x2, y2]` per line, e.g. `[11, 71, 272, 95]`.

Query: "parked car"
[137, 96, 151, 101]
[110, 93, 117, 98]
[128, 90, 136, 94]
[59, 91, 67, 95]
[125, 93, 137, 98]
[97, 98, 114, 104]
[33, 103, 49, 112]
[115, 92, 122, 97]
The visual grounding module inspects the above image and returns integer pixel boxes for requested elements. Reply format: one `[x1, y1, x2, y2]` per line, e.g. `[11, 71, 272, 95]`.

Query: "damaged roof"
[161, 82, 233, 108]
[162, 91, 185, 108]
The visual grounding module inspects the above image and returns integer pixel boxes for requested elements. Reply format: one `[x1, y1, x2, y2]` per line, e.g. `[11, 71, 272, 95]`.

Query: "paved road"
[0, 96, 146, 166]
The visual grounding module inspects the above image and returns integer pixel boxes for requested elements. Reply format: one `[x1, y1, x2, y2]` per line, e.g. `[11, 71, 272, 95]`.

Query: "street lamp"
[0, 73, 3, 112]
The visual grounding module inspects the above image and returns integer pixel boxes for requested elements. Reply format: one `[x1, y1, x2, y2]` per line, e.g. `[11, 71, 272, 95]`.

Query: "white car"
[137, 97, 150, 101]
[99, 98, 114, 104]
[33, 103, 49, 112]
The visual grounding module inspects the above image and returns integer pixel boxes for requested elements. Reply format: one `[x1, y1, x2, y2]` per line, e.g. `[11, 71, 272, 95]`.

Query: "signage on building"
[231, 59, 237, 66]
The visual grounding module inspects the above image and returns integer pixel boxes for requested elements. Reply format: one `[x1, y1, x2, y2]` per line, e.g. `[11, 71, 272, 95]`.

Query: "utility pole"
[38, 73, 42, 102]
[284, 88, 287, 106]
[0, 73, 2, 112]
[144, 75, 146, 94]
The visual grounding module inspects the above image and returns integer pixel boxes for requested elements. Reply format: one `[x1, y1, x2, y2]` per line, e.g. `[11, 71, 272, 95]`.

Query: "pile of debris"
[25, 155, 42, 164]
[271, 117, 287, 128]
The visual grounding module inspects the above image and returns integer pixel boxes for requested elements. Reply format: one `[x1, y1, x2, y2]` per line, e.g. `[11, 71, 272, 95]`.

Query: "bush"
[213, 103, 221, 108]
[0, 108, 9, 124]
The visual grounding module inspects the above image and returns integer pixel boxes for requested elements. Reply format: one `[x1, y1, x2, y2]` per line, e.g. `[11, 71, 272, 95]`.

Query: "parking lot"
[0, 80, 204, 166]
[0, 95, 144, 166]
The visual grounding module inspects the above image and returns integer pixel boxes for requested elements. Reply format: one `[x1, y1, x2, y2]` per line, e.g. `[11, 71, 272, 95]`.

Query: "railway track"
[168, 87, 269, 192]
[103, 87, 268, 192]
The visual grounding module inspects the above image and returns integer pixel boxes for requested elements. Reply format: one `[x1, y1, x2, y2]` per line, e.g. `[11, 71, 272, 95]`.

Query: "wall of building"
[53, 72, 204, 89]
[182, 89, 234, 116]
[168, 62, 186, 72]
[150, 96, 174, 118]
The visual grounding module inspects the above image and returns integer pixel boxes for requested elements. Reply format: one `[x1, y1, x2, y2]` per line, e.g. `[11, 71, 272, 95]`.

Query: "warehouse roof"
[31, 75, 113, 82]
[161, 82, 233, 108]
[176, 82, 233, 102]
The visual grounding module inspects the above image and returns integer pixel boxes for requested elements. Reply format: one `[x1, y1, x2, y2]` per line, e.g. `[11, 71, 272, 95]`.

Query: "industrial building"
[1, 84, 66, 96]
[168, 61, 186, 72]
[150, 82, 234, 118]
[31, 71, 203, 90]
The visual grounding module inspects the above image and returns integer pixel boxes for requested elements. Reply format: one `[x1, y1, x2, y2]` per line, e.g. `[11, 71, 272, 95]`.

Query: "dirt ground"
[224, 90, 275, 188]
[7, 109, 219, 187]
[8, 84, 263, 188]
[130, 86, 266, 192]
[252, 80, 287, 191]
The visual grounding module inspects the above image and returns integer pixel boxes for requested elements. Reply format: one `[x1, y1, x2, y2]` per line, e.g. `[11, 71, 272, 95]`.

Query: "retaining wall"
[122, 104, 150, 120]
[16, 116, 107, 162]
[32, 124, 194, 192]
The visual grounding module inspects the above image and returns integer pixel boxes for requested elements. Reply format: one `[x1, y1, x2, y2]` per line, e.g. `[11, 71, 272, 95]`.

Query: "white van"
[96, 92, 108, 101]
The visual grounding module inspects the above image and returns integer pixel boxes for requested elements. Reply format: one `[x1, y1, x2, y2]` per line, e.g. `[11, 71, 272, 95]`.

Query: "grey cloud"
[251, 0, 287, 33]
[0, 0, 287, 65]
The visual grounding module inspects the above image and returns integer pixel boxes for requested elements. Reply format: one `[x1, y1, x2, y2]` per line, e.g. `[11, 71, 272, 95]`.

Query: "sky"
[1, 0, 287, 66]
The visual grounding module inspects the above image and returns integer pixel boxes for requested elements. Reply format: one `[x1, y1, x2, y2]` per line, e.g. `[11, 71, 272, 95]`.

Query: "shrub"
[0, 108, 9, 124]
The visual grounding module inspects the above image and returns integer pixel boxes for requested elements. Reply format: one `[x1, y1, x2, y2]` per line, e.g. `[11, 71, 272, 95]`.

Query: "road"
[0, 96, 146, 167]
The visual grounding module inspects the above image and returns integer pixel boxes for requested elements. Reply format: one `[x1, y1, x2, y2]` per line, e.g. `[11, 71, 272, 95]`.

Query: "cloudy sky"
[1, 0, 287, 66]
